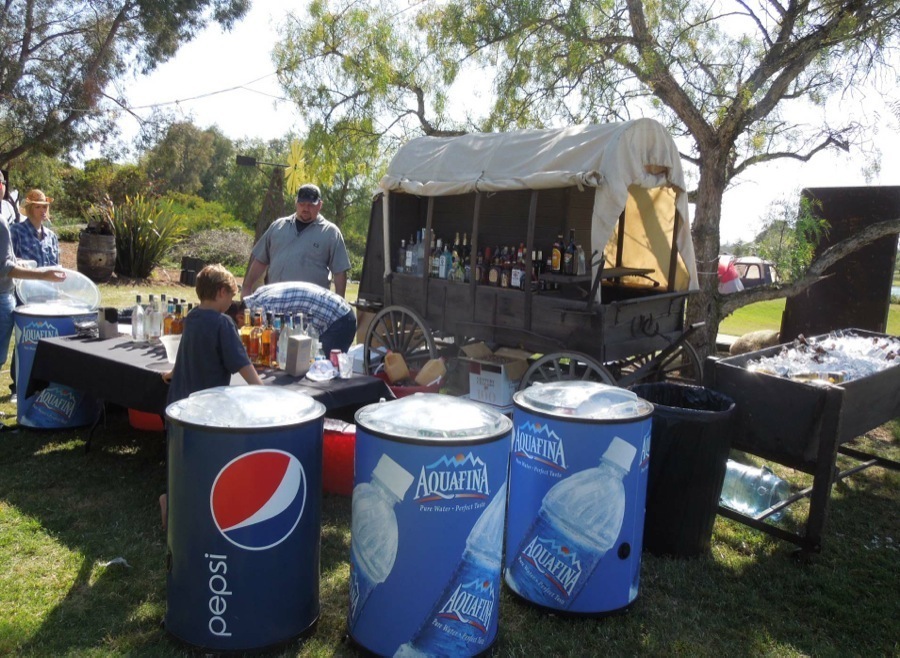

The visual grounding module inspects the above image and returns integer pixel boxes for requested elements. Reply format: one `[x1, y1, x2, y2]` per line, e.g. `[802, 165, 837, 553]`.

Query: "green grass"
[719, 298, 900, 336]
[0, 281, 898, 655]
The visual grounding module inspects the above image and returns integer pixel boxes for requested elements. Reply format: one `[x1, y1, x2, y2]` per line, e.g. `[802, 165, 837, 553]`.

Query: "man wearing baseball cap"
[242, 183, 352, 299]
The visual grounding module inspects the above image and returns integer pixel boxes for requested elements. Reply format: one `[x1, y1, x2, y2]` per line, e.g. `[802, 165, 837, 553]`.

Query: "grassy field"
[719, 298, 900, 337]
[0, 283, 898, 655]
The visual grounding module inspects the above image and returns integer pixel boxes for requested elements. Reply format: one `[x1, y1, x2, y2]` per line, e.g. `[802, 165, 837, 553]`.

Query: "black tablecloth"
[27, 335, 394, 417]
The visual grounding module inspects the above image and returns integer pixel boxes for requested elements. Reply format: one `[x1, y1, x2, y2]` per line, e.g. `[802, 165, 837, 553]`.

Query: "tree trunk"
[686, 158, 728, 361]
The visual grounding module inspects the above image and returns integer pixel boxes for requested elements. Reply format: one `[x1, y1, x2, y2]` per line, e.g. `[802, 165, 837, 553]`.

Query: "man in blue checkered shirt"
[11, 189, 59, 267]
[235, 280, 357, 354]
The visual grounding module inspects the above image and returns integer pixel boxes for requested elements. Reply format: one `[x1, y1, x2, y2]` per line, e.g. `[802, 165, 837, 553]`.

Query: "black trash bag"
[630, 383, 736, 558]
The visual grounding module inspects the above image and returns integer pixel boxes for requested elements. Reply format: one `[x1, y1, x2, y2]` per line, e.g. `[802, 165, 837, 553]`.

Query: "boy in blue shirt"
[162, 264, 262, 402]
[160, 264, 262, 528]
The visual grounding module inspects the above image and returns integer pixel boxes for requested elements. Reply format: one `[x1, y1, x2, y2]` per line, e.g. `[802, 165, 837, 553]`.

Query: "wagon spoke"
[363, 305, 438, 376]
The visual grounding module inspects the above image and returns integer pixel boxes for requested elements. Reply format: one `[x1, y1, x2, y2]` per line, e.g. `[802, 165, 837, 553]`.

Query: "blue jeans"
[320, 310, 357, 354]
[0, 293, 15, 368]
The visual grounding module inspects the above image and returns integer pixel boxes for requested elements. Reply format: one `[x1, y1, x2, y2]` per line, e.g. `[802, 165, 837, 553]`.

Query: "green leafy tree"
[142, 121, 234, 197]
[0, 0, 249, 165]
[275, 0, 900, 356]
[221, 137, 293, 231]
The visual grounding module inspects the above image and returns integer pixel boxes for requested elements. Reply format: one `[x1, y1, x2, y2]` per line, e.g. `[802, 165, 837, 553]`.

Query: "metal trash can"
[505, 382, 653, 615]
[164, 386, 325, 652]
[14, 269, 101, 428]
[349, 394, 512, 657]
[629, 383, 736, 558]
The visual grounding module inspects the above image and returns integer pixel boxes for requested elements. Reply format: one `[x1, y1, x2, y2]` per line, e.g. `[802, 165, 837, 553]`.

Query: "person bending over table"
[231, 280, 357, 354]
[241, 183, 351, 298]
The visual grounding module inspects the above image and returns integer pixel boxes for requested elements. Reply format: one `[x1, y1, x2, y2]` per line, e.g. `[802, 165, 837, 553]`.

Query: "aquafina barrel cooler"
[14, 269, 102, 428]
[505, 381, 653, 615]
[349, 394, 512, 657]
[164, 386, 325, 652]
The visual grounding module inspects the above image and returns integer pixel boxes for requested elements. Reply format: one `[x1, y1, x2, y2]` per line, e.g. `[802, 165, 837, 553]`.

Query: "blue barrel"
[505, 382, 653, 615]
[349, 394, 512, 657]
[14, 303, 101, 428]
[164, 386, 325, 652]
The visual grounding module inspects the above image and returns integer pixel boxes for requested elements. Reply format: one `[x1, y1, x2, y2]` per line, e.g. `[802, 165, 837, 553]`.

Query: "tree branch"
[719, 218, 900, 316]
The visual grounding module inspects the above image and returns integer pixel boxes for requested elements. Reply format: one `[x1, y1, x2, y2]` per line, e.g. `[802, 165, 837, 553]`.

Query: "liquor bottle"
[431, 238, 442, 278]
[163, 299, 175, 335]
[305, 316, 322, 363]
[292, 312, 305, 336]
[510, 248, 524, 290]
[461, 233, 471, 282]
[171, 304, 185, 336]
[439, 243, 452, 279]
[488, 254, 501, 286]
[348, 455, 415, 627]
[131, 294, 145, 343]
[564, 229, 577, 275]
[397, 239, 407, 274]
[276, 314, 291, 369]
[406, 233, 416, 274]
[269, 313, 281, 368]
[240, 308, 252, 353]
[474, 250, 484, 284]
[532, 250, 541, 290]
[500, 247, 511, 288]
[396, 483, 506, 656]
[261, 312, 274, 367]
[416, 228, 427, 276]
[248, 312, 263, 364]
[576, 243, 587, 276]
[505, 438, 635, 609]
[551, 234, 564, 274]
[144, 294, 162, 344]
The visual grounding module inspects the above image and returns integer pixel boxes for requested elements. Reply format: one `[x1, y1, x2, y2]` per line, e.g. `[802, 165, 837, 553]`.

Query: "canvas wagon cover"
[380, 118, 698, 290]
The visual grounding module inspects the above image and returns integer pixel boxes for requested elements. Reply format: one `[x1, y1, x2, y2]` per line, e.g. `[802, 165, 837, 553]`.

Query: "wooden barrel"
[76, 233, 117, 282]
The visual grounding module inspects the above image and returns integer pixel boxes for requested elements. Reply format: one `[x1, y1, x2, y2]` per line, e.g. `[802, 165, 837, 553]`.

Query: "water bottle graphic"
[348, 454, 415, 627]
[395, 482, 507, 658]
[505, 437, 636, 609]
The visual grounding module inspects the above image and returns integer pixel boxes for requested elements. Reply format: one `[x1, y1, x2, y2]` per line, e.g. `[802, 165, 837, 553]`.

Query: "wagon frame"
[355, 120, 703, 389]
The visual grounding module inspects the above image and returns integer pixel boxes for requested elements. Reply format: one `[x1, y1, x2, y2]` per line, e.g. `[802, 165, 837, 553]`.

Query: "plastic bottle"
[719, 460, 790, 520]
[131, 294, 145, 343]
[505, 437, 636, 609]
[348, 454, 415, 627]
[396, 482, 507, 657]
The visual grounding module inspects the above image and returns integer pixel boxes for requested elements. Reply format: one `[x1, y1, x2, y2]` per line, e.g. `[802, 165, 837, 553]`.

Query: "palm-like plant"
[113, 195, 186, 278]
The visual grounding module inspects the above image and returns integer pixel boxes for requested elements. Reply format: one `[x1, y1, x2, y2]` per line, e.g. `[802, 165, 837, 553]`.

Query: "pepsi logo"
[210, 450, 306, 551]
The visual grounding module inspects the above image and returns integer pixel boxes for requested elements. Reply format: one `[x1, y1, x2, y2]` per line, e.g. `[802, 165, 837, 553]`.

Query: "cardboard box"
[459, 342, 531, 408]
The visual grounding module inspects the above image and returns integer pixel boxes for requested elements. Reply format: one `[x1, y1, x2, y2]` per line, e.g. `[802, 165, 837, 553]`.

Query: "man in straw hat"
[12, 189, 59, 267]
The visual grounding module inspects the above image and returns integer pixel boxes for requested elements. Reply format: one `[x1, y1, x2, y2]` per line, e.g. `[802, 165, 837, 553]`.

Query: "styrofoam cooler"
[505, 382, 653, 615]
[349, 394, 512, 656]
[164, 386, 325, 652]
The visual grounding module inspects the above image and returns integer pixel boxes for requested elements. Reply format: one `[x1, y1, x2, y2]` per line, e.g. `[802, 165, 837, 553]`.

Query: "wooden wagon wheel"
[363, 305, 438, 376]
[517, 351, 616, 391]
[607, 340, 703, 387]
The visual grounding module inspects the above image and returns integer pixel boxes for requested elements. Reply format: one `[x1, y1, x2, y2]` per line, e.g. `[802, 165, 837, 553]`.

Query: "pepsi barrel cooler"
[165, 386, 325, 652]
[349, 394, 512, 657]
[505, 382, 653, 615]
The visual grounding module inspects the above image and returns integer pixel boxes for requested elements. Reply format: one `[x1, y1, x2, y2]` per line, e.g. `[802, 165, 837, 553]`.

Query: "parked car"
[734, 256, 778, 288]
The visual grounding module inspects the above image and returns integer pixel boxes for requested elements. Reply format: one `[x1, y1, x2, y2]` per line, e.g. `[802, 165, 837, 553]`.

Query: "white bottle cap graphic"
[373, 454, 415, 500]
[603, 437, 637, 472]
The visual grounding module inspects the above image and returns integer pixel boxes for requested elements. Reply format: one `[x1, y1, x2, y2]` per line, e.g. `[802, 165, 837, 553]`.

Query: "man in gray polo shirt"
[242, 183, 352, 298]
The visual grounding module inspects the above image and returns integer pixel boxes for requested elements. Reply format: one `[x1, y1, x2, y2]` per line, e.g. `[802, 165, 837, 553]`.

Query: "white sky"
[111, 1, 900, 245]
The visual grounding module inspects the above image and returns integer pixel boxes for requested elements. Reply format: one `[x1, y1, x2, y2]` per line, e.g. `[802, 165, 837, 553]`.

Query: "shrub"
[163, 193, 246, 234]
[114, 196, 187, 278]
[172, 228, 253, 271]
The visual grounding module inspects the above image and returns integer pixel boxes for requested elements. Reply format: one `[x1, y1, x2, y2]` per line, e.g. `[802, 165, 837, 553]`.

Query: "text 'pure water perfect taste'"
[505, 437, 636, 609]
